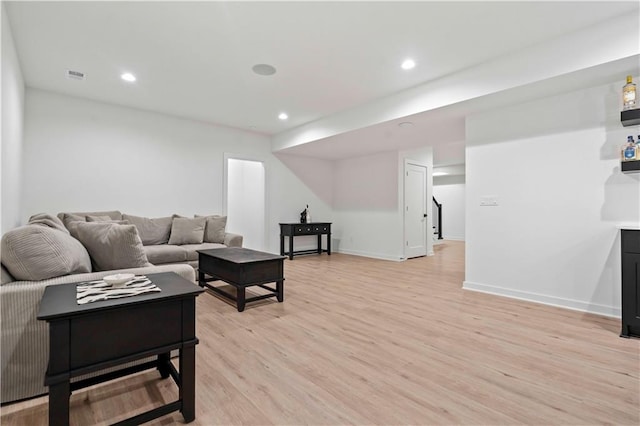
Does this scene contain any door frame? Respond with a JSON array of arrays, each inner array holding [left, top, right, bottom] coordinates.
[[223, 153, 268, 250], [403, 159, 429, 259]]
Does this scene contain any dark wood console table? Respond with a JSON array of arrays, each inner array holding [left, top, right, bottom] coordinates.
[[279, 222, 332, 260], [621, 229, 640, 338], [37, 272, 204, 426]]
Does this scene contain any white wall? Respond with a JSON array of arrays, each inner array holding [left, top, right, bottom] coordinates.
[[333, 151, 401, 260], [464, 80, 640, 317], [433, 182, 465, 241], [22, 88, 331, 253], [1, 5, 25, 233]]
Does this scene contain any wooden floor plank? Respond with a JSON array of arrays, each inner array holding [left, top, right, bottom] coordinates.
[[1, 241, 638, 425]]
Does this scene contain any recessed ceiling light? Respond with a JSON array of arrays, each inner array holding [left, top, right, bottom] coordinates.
[[278, 112, 288, 120], [401, 59, 416, 70], [252, 64, 277, 76], [433, 172, 449, 177], [398, 121, 414, 128], [121, 72, 136, 82]]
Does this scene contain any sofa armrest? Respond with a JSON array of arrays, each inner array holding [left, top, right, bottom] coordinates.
[[224, 232, 243, 247]]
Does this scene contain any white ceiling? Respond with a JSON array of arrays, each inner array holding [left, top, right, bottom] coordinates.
[[6, 1, 639, 165]]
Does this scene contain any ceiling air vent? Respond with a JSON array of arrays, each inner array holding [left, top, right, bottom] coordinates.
[[66, 70, 85, 80]]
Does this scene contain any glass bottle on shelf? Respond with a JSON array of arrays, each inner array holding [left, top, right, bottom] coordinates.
[[623, 136, 637, 161], [623, 75, 637, 110]]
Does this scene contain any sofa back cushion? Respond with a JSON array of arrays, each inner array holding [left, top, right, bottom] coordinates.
[[122, 214, 173, 245], [195, 215, 227, 244], [57, 210, 123, 224], [0, 225, 92, 281], [74, 222, 151, 271], [168, 217, 206, 245], [28, 213, 69, 234]]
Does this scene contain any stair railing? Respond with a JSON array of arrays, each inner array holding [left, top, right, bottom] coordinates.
[[432, 197, 443, 240]]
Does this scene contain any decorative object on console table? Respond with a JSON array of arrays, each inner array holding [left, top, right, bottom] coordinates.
[[37, 272, 204, 425], [621, 229, 640, 338], [279, 222, 331, 260]]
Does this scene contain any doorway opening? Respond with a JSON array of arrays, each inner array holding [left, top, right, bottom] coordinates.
[[225, 157, 266, 251]]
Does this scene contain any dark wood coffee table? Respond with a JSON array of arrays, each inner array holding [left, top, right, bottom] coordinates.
[[37, 272, 204, 426], [197, 248, 285, 312]]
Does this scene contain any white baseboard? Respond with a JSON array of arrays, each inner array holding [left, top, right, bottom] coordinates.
[[462, 281, 620, 318], [336, 248, 404, 262], [443, 236, 465, 241]]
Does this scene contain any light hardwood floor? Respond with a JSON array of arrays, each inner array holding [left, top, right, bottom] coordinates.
[[2, 241, 638, 425]]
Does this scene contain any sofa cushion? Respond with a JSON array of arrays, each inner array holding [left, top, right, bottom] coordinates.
[[0, 225, 92, 281], [144, 245, 188, 264], [28, 213, 69, 234], [74, 222, 150, 271], [168, 217, 206, 245], [181, 243, 227, 261], [1, 264, 15, 285], [195, 215, 227, 244], [122, 214, 173, 245]]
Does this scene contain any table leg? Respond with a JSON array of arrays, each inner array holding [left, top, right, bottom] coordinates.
[[48, 380, 70, 426], [237, 287, 246, 312], [180, 345, 196, 423], [277, 280, 284, 302], [317, 234, 322, 254], [157, 352, 171, 379], [198, 269, 205, 287], [327, 233, 331, 255], [288, 236, 294, 260], [280, 234, 285, 256]]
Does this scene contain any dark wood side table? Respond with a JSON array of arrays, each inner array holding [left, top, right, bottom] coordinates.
[[37, 272, 204, 426], [279, 222, 332, 260], [621, 229, 640, 338], [198, 247, 285, 312]]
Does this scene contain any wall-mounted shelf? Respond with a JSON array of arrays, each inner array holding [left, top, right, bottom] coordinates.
[[622, 160, 640, 173], [621, 109, 640, 127]]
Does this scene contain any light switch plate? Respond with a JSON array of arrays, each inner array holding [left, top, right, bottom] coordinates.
[[480, 197, 499, 206]]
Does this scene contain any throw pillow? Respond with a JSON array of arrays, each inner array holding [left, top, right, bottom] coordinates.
[[195, 214, 227, 244], [28, 213, 69, 234], [74, 222, 150, 271], [61, 213, 86, 229], [168, 217, 206, 245], [122, 214, 173, 245], [0, 225, 92, 281]]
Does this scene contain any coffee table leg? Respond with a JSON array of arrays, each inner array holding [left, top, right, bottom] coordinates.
[[157, 352, 171, 379], [198, 270, 205, 287], [49, 380, 70, 426], [237, 288, 246, 312], [277, 280, 284, 302], [180, 345, 196, 422]]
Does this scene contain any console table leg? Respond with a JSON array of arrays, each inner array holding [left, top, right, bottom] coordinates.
[[289, 236, 294, 260], [180, 346, 196, 423], [49, 380, 70, 426]]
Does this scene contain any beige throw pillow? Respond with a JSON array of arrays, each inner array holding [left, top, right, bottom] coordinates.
[[195, 215, 227, 244], [0, 225, 92, 281], [122, 214, 173, 245], [74, 222, 150, 271], [168, 217, 206, 245], [28, 213, 69, 234]]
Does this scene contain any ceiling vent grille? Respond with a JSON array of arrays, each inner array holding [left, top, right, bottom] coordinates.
[[66, 70, 85, 80]]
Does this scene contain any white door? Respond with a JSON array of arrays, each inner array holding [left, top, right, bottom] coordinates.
[[404, 163, 427, 258], [225, 158, 265, 250]]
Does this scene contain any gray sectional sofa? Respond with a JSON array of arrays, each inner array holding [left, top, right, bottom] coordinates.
[[0, 210, 242, 403]]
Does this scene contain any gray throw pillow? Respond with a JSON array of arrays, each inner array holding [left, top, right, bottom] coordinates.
[[0, 225, 92, 281], [195, 215, 227, 244], [28, 213, 69, 234], [122, 214, 173, 245], [74, 222, 150, 271], [168, 217, 206, 245], [61, 213, 86, 229], [86, 215, 112, 222]]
